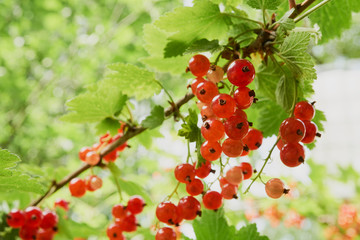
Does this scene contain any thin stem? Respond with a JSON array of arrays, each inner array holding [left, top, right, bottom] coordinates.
[[262, 8, 266, 26], [289, 0, 316, 19], [219, 157, 224, 175], [223, 13, 264, 26], [125, 103, 134, 123], [243, 137, 280, 194], [108, 165, 123, 202], [294, 0, 332, 23], [186, 140, 193, 164], [167, 182, 181, 200]]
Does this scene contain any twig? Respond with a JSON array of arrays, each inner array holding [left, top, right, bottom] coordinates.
[[288, 0, 297, 9], [294, 0, 332, 23], [289, 0, 316, 19]]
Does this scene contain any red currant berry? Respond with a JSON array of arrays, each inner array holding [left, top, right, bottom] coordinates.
[[112, 133, 128, 152], [280, 142, 305, 167], [24, 206, 43, 228], [276, 138, 285, 150], [225, 166, 244, 185], [279, 117, 306, 143], [171, 207, 183, 226], [224, 116, 249, 140], [19, 226, 38, 240], [188, 54, 211, 77], [106, 223, 125, 240], [200, 141, 222, 161], [40, 211, 58, 229], [104, 149, 117, 162], [239, 162, 253, 180], [211, 94, 236, 118], [127, 195, 145, 215], [112, 204, 127, 219], [85, 151, 100, 165], [156, 202, 178, 225], [242, 128, 263, 150], [37, 227, 55, 240], [186, 178, 204, 196], [265, 178, 288, 199], [201, 104, 216, 121], [6, 209, 25, 228], [227, 59, 255, 87], [233, 87, 255, 109], [116, 214, 137, 232], [219, 177, 233, 188], [85, 175, 103, 192], [155, 227, 177, 240], [294, 101, 315, 121], [222, 138, 243, 157], [196, 81, 219, 104], [69, 178, 86, 198], [174, 163, 195, 183], [54, 199, 69, 211], [233, 108, 248, 120], [203, 191, 223, 210], [79, 147, 92, 161], [178, 196, 201, 220], [221, 183, 238, 199], [240, 145, 250, 156], [191, 77, 206, 95], [99, 133, 111, 143], [195, 161, 213, 179], [301, 120, 318, 144], [207, 65, 224, 83], [201, 119, 225, 142]]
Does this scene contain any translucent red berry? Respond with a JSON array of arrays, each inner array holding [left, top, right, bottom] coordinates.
[[79, 147, 92, 161], [224, 116, 249, 140], [85, 151, 100, 165], [107, 223, 125, 240], [211, 94, 236, 118], [225, 166, 244, 185], [19, 226, 38, 240], [240, 146, 250, 156], [222, 138, 243, 157], [301, 120, 319, 144], [174, 163, 195, 183], [40, 211, 58, 229], [54, 199, 69, 211], [239, 162, 253, 180], [233, 87, 255, 109], [203, 191, 223, 210], [201, 119, 225, 142], [294, 101, 315, 121], [195, 161, 213, 179], [178, 196, 201, 220], [37, 227, 56, 240], [196, 81, 219, 104], [186, 178, 204, 196], [191, 77, 206, 94], [219, 177, 233, 188], [242, 128, 263, 150], [276, 138, 285, 150], [127, 195, 145, 215], [6, 209, 25, 228], [265, 178, 288, 199], [156, 202, 178, 225], [188, 54, 211, 77], [227, 59, 255, 87], [280, 142, 305, 167], [233, 108, 248, 120], [112, 204, 127, 219], [69, 178, 86, 197], [156, 227, 177, 240], [200, 141, 222, 161], [24, 206, 43, 228], [104, 149, 117, 162], [201, 104, 216, 121], [85, 175, 103, 192], [207, 65, 224, 83], [221, 183, 238, 199], [116, 214, 137, 232], [279, 117, 306, 143]]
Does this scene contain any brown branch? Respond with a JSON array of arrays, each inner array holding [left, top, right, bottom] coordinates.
[[289, 0, 316, 19], [288, 0, 297, 9], [30, 92, 195, 206]]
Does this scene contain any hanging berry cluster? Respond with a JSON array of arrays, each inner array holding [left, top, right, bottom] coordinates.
[[6, 207, 58, 240]]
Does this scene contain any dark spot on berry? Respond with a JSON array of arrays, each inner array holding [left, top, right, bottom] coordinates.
[[200, 89, 206, 95], [31, 215, 37, 220], [209, 148, 216, 153], [168, 219, 174, 225], [242, 66, 250, 72], [210, 169, 216, 174], [137, 223, 141, 227], [185, 176, 192, 182], [210, 65, 216, 71], [255, 142, 261, 148], [53, 226, 58, 232], [186, 67, 190, 73], [311, 101, 316, 106], [6, 215, 11, 219], [253, 169, 257, 173], [233, 195, 238, 199], [316, 132, 322, 137], [253, 98, 258, 103], [202, 115, 208, 122], [113, 233, 117, 237], [296, 129, 303, 136], [299, 156, 305, 163], [204, 122, 210, 129], [284, 188, 290, 194], [243, 170, 248, 175], [219, 99, 226, 105], [197, 210, 202, 217], [248, 90, 256, 97], [236, 122, 243, 129], [243, 145, 249, 152], [248, 121, 253, 127]]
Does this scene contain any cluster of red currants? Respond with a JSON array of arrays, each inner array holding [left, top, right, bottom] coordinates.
[[107, 196, 145, 240], [6, 207, 58, 240], [68, 174, 103, 197]]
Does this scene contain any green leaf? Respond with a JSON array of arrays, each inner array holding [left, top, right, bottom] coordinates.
[[141, 105, 165, 129], [155, 1, 230, 57], [246, 0, 282, 10], [209, 0, 242, 8], [103, 63, 161, 101], [193, 209, 236, 240], [143, 24, 168, 57], [276, 9, 296, 32], [236, 223, 269, 240], [117, 178, 152, 205], [254, 62, 281, 101], [184, 39, 222, 55], [95, 118, 121, 136], [275, 74, 295, 112], [313, 109, 326, 132], [61, 84, 127, 123], [0, 149, 21, 175], [0, 213, 18, 239], [309, 0, 360, 44], [178, 109, 200, 142]]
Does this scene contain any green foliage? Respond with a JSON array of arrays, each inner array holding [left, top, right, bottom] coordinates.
[[246, 0, 283, 10], [141, 105, 165, 129], [96, 118, 121, 136], [275, 74, 296, 112], [178, 109, 200, 143], [184, 39, 222, 55], [236, 224, 269, 240]]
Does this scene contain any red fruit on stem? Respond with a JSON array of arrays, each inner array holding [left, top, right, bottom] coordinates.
[[155, 227, 177, 240], [103, 149, 117, 162], [242, 128, 263, 150], [85, 151, 100, 165], [222, 138, 243, 157], [279, 117, 306, 143], [276, 138, 285, 150], [203, 191, 223, 210], [233, 87, 255, 109], [188, 54, 211, 77], [239, 162, 253, 180], [174, 163, 196, 183], [85, 175, 103, 192], [191, 77, 206, 95], [37, 228, 55, 240], [280, 142, 305, 167], [221, 183, 238, 199], [195, 81, 219, 104], [200, 141, 222, 161], [294, 101, 315, 121], [6, 209, 25, 228], [69, 178, 86, 198], [211, 94, 236, 118], [186, 178, 204, 196], [201, 104, 216, 121], [112, 204, 127, 219], [106, 223, 125, 240], [40, 211, 58, 229], [156, 202, 178, 225], [224, 116, 249, 140], [78, 147, 92, 161], [233, 108, 248, 120], [207, 65, 224, 83], [227, 59, 255, 87], [225, 166, 244, 185], [301, 120, 318, 144], [54, 199, 69, 211], [19, 226, 38, 240], [201, 119, 225, 142], [24, 206, 43, 228], [265, 178, 288, 199], [127, 195, 145, 215], [116, 214, 137, 232], [195, 161, 213, 179], [178, 196, 201, 220]]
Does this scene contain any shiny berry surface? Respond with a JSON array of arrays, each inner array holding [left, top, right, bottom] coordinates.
[[294, 101, 315, 121], [280, 142, 305, 167], [54, 199, 69, 211], [6, 209, 25, 228], [104, 149, 117, 162], [224, 116, 249, 140], [112, 204, 127, 219], [195, 161, 212, 178], [156, 227, 177, 240], [221, 183, 238, 199], [178, 196, 201, 220], [174, 163, 196, 183], [201, 104, 216, 121], [201, 119, 225, 142], [37, 228, 55, 240], [227, 59, 255, 87], [200, 141, 222, 161], [188, 54, 211, 77], [211, 94, 236, 118], [85, 151, 100, 165], [280, 117, 306, 143], [117, 214, 137, 232], [222, 138, 243, 157], [195, 81, 219, 104], [127, 195, 145, 215], [106, 223, 125, 240], [186, 178, 204, 196], [239, 162, 253, 180], [233, 87, 255, 109], [191, 77, 206, 94], [242, 128, 263, 150], [276, 138, 285, 150], [233, 108, 248, 120], [85, 175, 103, 192], [207, 65, 224, 83], [25, 206, 43, 227], [203, 191, 223, 210], [225, 166, 244, 185], [156, 202, 178, 224], [40, 211, 58, 229], [301, 120, 318, 144], [79, 147, 91, 161], [69, 178, 86, 197], [265, 178, 286, 199], [19, 226, 38, 239]]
